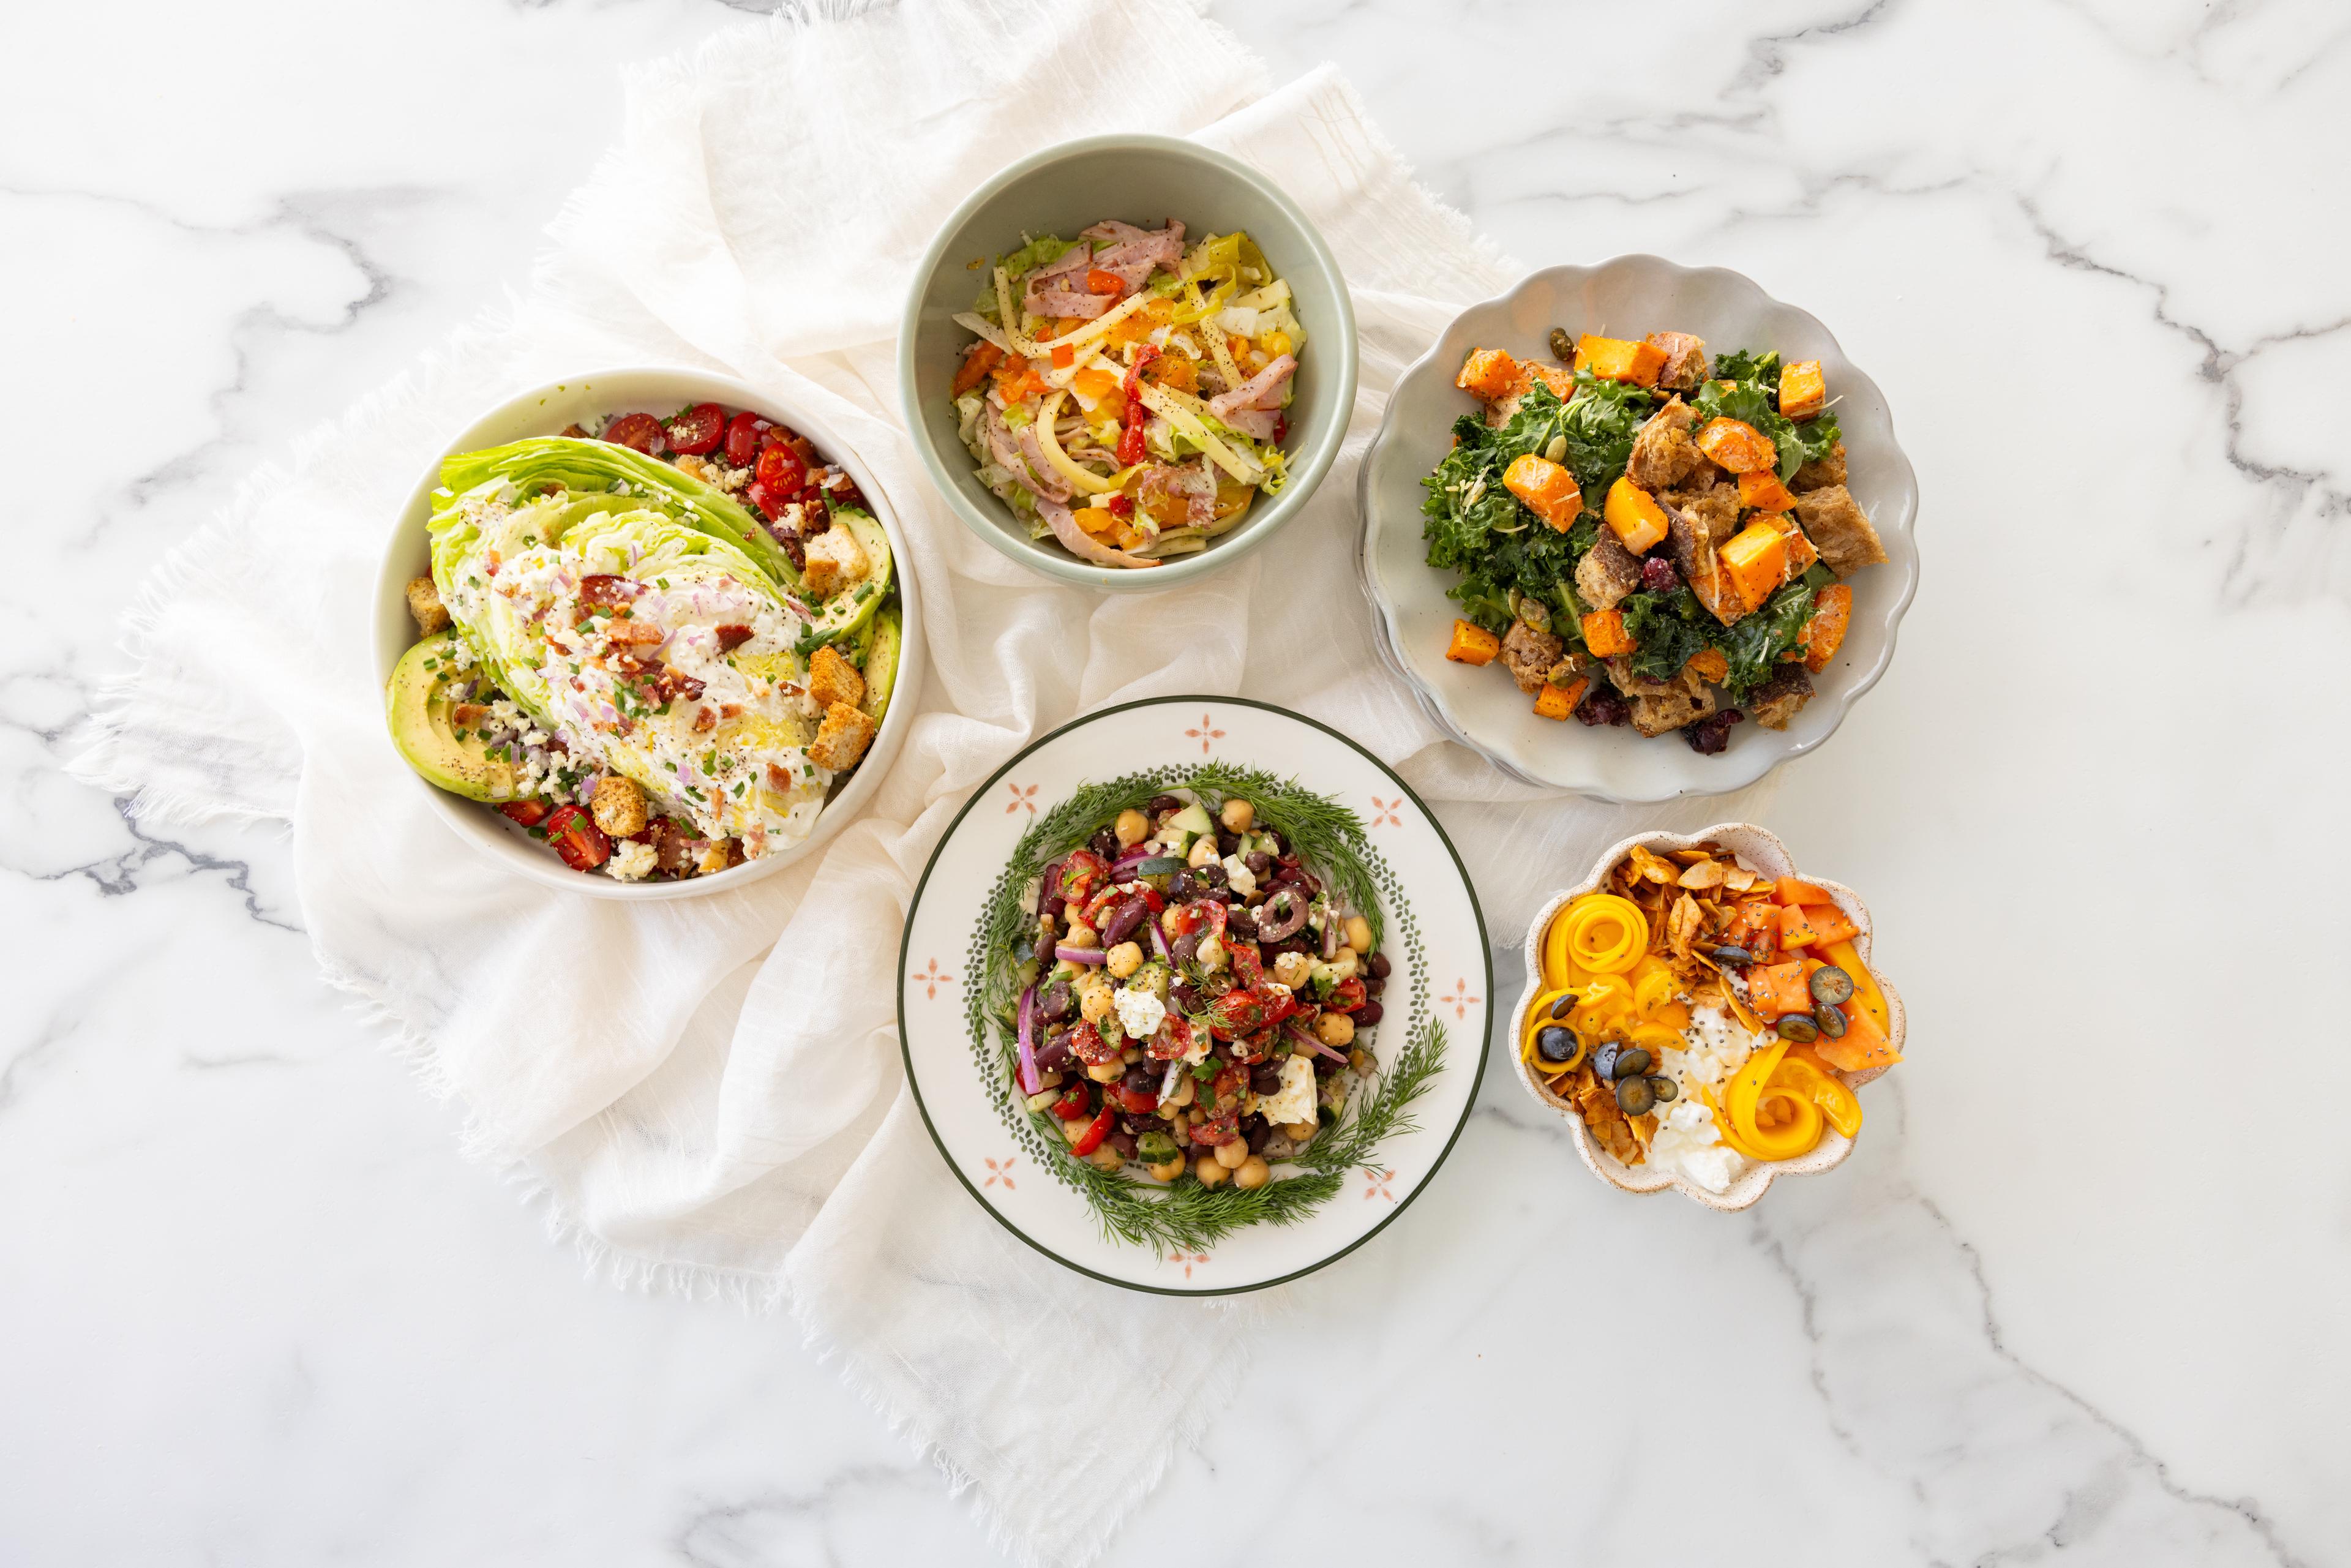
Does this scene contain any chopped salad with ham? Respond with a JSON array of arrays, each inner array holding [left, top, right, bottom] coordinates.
[[950, 221, 1306, 568]]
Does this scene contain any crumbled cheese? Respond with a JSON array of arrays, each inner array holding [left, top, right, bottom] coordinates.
[[1250, 1054, 1316, 1127], [1114, 985, 1166, 1042], [604, 839, 658, 881], [1220, 853, 1257, 897], [1642, 1005, 1760, 1193]]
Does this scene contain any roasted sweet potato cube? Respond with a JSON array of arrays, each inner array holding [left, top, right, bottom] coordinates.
[[1602, 476, 1670, 554], [1457, 348, 1522, 402], [1580, 608, 1636, 658], [1767, 512, 1819, 576], [1445, 619, 1502, 666], [1737, 469, 1799, 512], [1574, 334, 1666, 388], [1534, 677, 1588, 720], [1511, 360, 1577, 400], [1780, 359, 1827, 419], [1685, 647, 1729, 684], [1502, 452, 1583, 532], [1695, 418, 1777, 475], [1799, 582, 1853, 672], [1719, 521, 1790, 612]]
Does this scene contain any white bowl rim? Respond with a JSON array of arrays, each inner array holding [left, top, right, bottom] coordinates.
[[1504, 821, 1907, 1212], [1357, 253, 1922, 803], [372, 364, 927, 901], [895, 130, 1360, 595]]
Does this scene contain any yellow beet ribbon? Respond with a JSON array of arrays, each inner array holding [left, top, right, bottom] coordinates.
[[1712, 1039, 1865, 1160], [1521, 988, 1589, 1075], [1556, 895, 1648, 976]]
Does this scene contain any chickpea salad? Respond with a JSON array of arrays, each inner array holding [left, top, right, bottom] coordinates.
[[388, 403, 901, 882], [1428, 330, 1886, 752], [948, 221, 1305, 568]]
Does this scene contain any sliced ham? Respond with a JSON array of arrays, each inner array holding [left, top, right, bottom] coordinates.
[[1140, 460, 1217, 528], [1217, 407, 1279, 441], [1038, 498, 1160, 569], [1022, 243, 1107, 319], [983, 405, 1070, 503], [1013, 423, 1074, 504], [1208, 353, 1296, 417], [1027, 285, 1116, 320], [1079, 219, 1187, 293]]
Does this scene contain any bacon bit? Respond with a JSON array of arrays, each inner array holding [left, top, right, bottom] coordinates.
[[714, 624, 755, 652], [719, 703, 744, 719], [577, 575, 640, 609], [691, 706, 717, 733], [767, 762, 795, 792], [558, 423, 590, 439], [606, 620, 665, 646], [451, 703, 487, 727]]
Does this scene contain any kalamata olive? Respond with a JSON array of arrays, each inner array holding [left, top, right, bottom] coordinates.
[[1614, 1047, 1651, 1080], [1217, 829, 1240, 856], [1101, 898, 1147, 947], [1591, 1041, 1622, 1080], [1041, 981, 1074, 1021], [1354, 1002, 1384, 1027], [1257, 887, 1308, 941], [1647, 1075, 1678, 1103], [1243, 1115, 1272, 1153], [1548, 993, 1574, 1019], [1292, 868, 1322, 897], [1244, 850, 1272, 876], [1224, 909, 1258, 940], [1147, 794, 1181, 816], [1090, 827, 1119, 858], [1808, 965, 1854, 1006], [1171, 931, 1201, 966], [1122, 1063, 1160, 1095], [1363, 977, 1385, 998], [1548, 326, 1574, 361], [1199, 862, 1228, 888], [1105, 1130, 1138, 1160], [1251, 1063, 1283, 1095], [1310, 1051, 1341, 1077], [1535, 1025, 1578, 1063], [1040, 891, 1065, 923], [1709, 945, 1755, 966], [1775, 1013, 1820, 1043], [1615, 1076, 1656, 1116], [1035, 1033, 1076, 1073], [1170, 983, 1202, 1013], [1368, 951, 1392, 980], [1169, 872, 1196, 901], [1814, 1003, 1847, 1038]]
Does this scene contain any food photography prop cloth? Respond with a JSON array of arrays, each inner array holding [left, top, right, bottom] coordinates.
[[72, 0, 1774, 1561]]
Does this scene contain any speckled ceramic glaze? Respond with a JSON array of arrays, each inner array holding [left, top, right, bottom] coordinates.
[[1508, 822, 1905, 1212]]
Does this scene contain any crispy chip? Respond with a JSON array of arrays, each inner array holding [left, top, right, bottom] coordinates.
[[1627, 845, 1678, 885], [1668, 848, 1713, 865], [1677, 858, 1727, 890], [1667, 893, 1702, 957], [1722, 865, 1757, 892]]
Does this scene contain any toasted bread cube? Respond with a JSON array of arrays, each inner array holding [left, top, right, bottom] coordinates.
[[801, 527, 869, 599], [1719, 522, 1791, 612], [1790, 485, 1887, 577], [808, 644, 866, 711], [809, 701, 878, 771], [1694, 418, 1777, 475], [1534, 677, 1588, 721], [589, 775, 648, 838], [1573, 334, 1666, 388], [1502, 452, 1583, 532], [1746, 664, 1816, 731], [1643, 332, 1709, 391], [1737, 469, 1798, 512], [1779, 359, 1827, 419], [1602, 476, 1669, 554], [1456, 348, 1522, 402], [1445, 619, 1502, 666], [406, 576, 451, 636], [1575, 531, 1643, 612]]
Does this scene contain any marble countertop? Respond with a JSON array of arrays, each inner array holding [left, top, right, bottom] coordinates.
[[7, 1, 2347, 1562]]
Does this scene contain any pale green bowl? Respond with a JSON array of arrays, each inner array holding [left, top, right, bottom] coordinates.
[[898, 133, 1358, 594]]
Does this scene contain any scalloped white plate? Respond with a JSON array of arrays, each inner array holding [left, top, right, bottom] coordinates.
[[896, 696, 1489, 1294], [1507, 822, 1906, 1212], [1358, 256, 1921, 802]]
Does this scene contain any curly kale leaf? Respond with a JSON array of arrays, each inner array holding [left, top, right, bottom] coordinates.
[[1621, 589, 1711, 682], [1693, 354, 1843, 483], [1715, 565, 1833, 698]]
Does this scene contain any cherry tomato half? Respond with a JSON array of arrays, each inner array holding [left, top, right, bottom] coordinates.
[[602, 411, 666, 455], [666, 402, 726, 456], [756, 443, 807, 493], [723, 410, 768, 467], [542, 805, 612, 871]]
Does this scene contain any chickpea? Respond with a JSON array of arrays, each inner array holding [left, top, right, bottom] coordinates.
[[1086, 1060, 1123, 1084], [1090, 1145, 1126, 1170], [1114, 808, 1149, 847], [1187, 835, 1220, 869], [1165, 1075, 1196, 1109], [1065, 918, 1099, 949], [1079, 975, 1116, 1024], [1195, 1156, 1231, 1188], [1283, 1120, 1319, 1144], [1316, 1011, 1355, 1048], [1219, 797, 1254, 833], [1273, 951, 1314, 989], [1233, 1155, 1272, 1190], [1196, 934, 1227, 973], [1349, 1048, 1374, 1075], [1147, 1155, 1186, 1182], [1213, 1138, 1250, 1170], [1105, 940, 1143, 979], [1344, 915, 1373, 954]]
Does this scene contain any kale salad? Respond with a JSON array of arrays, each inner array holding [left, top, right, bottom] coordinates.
[[1423, 330, 1887, 753]]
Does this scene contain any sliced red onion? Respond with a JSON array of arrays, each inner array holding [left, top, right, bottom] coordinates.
[[1321, 911, 1341, 960], [1159, 1059, 1186, 1100], [1055, 945, 1106, 966], [1286, 1021, 1346, 1063], [1111, 842, 1155, 871], [1147, 917, 1170, 960], [1016, 985, 1043, 1095]]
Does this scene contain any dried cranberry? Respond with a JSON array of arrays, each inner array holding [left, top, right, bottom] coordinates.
[[1576, 685, 1631, 727], [1682, 708, 1745, 755], [1640, 556, 1681, 594]]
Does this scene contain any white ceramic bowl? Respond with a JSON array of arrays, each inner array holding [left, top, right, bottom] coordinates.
[[1359, 256, 1921, 801], [373, 367, 926, 899], [1507, 822, 1905, 1212]]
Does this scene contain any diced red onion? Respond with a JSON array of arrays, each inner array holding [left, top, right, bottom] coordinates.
[[1111, 842, 1155, 871], [1055, 945, 1106, 966], [1016, 985, 1043, 1095]]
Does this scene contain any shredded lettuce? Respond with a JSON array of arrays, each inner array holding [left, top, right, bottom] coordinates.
[[972, 233, 1077, 318]]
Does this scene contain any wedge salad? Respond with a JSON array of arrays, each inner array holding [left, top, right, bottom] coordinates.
[[948, 220, 1305, 568], [386, 404, 901, 883]]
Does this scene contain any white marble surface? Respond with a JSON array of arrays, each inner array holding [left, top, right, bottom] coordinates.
[[7, 1, 2349, 1562]]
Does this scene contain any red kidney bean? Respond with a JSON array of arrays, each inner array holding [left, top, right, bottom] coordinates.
[[1035, 1032, 1076, 1073], [1089, 827, 1119, 858], [1367, 951, 1392, 979], [1147, 795, 1182, 815], [1363, 978, 1384, 999], [1104, 1130, 1138, 1160], [1354, 1002, 1384, 1027], [1243, 1117, 1272, 1153], [1040, 981, 1074, 1021], [1250, 1063, 1283, 1095]]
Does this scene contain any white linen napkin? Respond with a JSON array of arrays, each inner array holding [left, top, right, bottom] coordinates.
[[72, 2, 1774, 1560]]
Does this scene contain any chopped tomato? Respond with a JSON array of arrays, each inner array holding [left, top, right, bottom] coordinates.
[[542, 805, 612, 871], [602, 412, 666, 454], [1057, 850, 1109, 906], [722, 410, 768, 467], [1166, 901, 1227, 943], [665, 402, 726, 456], [1206, 981, 1292, 1040], [1051, 1081, 1092, 1120], [1147, 1016, 1197, 1063], [1070, 1105, 1116, 1158], [1068, 1021, 1117, 1067], [499, 800, 549, 828], [1111, 1079, 1158, 1115], [1327, 977, 1368, 1013], [1105, 493, 1134, 519], [1188, 1110, 1239, 1148], [1228, 940, 1264, 989]]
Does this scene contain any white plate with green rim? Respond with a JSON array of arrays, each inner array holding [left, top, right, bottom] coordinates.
[[897, 696, 1488, 1295]]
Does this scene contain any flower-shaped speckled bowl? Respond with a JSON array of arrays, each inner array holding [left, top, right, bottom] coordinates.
[[1509, 822, 1905, 1211], [1359, 256, 1921, 802]]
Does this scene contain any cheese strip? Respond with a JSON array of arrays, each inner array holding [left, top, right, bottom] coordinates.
[[1031, 391, 1119, 495], [1133, 384, 1264, 486]]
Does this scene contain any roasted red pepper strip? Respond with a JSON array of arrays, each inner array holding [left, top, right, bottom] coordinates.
[[1070, 1105, 1117, 1158], [1117, 345, 1162, 466], [1052, 1081, 1092, 1120]]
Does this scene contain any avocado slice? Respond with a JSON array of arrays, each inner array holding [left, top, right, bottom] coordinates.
[[861, 607, 902, 724], [797, 509, 895, 650], [384, 631, 528, 803]]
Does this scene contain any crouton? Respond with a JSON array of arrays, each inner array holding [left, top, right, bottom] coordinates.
[[1574, 531, 1644, 612], [807, 645, 866, 711], [1644, 332, 1710, 391], [1790, 485, 1888, 576], [1602, 658, 1720, 737], [406, 576, 451, 636], [1498, 619, 1565, 696], [1626, 396, 1702, 492], [801, 527, 869, 599], [1456, 348, 1521, 402], [1660, 482, 1749, 626], [1790, 440, 1847, 493], [694, 842, 733, 877], [1746, 664, 1817, 730], [809, 701, 879, 771], [590, 775, 648, 838]]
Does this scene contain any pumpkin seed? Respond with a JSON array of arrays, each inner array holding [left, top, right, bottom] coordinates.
[[1808, 965, 1854, 1005], [1548, 327, 1574, 362], [1709, 945, 1755, 966], [1775, 1013, 1820, 1043]]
